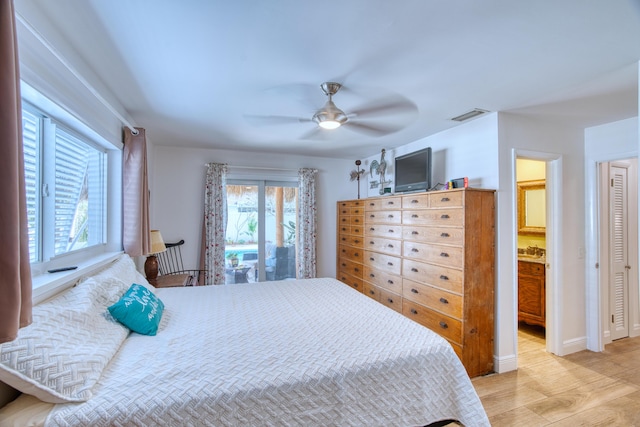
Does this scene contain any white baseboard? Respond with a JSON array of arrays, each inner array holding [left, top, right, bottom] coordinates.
[[562, 336, 587, 355], [493, 353, 517, 373]]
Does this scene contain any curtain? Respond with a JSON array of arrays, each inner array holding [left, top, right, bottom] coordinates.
[[0, 0, 33, 343], [297, 168, 318, 279], [203, 163, 228, 285], [122, 127, 151, 257]]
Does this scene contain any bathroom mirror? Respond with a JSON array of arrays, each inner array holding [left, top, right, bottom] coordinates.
[[518, 180, 546, 236]]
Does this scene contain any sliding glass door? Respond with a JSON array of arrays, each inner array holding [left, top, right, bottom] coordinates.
[[225, 180, 297, 284]]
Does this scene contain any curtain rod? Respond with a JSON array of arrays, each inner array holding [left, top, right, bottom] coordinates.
[[205, 164, 299, 172], [15, 12, 139, 135]]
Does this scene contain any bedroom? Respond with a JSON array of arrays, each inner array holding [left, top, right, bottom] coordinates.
[[1, 0, 640, 425]]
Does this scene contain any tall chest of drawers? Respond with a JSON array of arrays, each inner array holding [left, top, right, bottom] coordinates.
[[336, 199, 365, 293], [337, 188, 495, 377]]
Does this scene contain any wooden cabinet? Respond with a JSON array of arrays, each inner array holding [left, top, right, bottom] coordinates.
[[337, 200, 365, 293], [337, 188, 495, 377], [518, 260, 546, 327]]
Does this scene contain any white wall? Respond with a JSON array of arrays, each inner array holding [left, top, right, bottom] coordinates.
[[150, 145, 354, 278]]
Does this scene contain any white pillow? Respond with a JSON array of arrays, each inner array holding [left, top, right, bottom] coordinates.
[[0, 277, 129, 403], [91, 254, 156, 294]]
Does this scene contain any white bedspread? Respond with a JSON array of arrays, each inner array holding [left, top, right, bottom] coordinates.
[[45, 278, 489, 426]]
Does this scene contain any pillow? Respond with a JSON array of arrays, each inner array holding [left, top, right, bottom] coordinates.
[[90, 254, 156, 294], [0, 278, 129, 403], [108, 284, 165, 336]]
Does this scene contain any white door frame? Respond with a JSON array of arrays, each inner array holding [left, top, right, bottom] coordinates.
[[513, 149, 562, 357], [586, 152, 638, 351]]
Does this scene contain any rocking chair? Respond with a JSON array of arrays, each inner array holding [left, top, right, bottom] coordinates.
[[155, 240, 206, 287]]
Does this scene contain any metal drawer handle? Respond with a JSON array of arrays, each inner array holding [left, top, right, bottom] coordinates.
[[441, 214, 450, 219], [387, 262, 394, 266], [388, 201, 394, 205], [354, 219, 360, 223], [441, 197, 450, 202], [439, 321, 448, 329], [412, 214, 418, 218], [410, 309, 418, 315], [354, 209, 360, 213], [369, 214, 375, 218], [411, 268, 419, 273], [369, 241, 375, 244], [387, 244, 394, 248], [369, 290, 375, 295], [387, 298, 394, 304], [341, 263, 346, 267], [341, 237, 346, 241], [353, 283, 359, 288], [411, 248, 419, 252], [411, 199, 419, 204], [388, 214, 394, 218], [354, 268, 359, 272], [370, 257, 375, 261], [369, 202, 375, 206], [354, 228, 360, 232], [412, 231, 419, 235], [370, 273, 375, 278], [387, 279, 394, 284], [440, 252, 450, 257], [439, 297, 449, 304], [440, 275, 449, 281], [354, 253, 359, 257], [411, 288, 418, 294], [441, 232, 450, 237], [354, 240, 360, 243], [369, 227, 375, 231], [388, 229, 394, 233], [341, 227, 347, 232]]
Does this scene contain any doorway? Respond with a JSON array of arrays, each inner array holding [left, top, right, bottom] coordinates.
[[515, 158, 548, 353], [598, 158, 638, 345]]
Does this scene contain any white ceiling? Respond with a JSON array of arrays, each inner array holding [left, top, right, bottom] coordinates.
[[19, 0, 640, 158]]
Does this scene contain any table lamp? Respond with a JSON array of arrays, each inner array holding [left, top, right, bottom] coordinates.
[[145, 229, 167, 287]]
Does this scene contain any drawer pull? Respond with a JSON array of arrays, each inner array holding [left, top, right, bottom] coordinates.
[[387, 262, 394, 266], [411, 268, 419, 273], [354, 240, 360, 243], [354, 253, 359, 257], [341, 237, 347, 241], [369, 202, 375, 206], [410, 309, 418, 315], [354, 219, 360, 223], [440, 252, 449, 257], [388, 214, 394, 218], [370, 257, 375, 261], [441, 214, 450, 219], [369, 227, 375, 231], [369, 273, 375, 278], [388, 201, 394, 205], [441, 197, 450, 202], [370, 241, 375, 244], [439, 297, 449, 304], [341, 263, 346, 267], [387, 244, 394, 248], [341, 227, 347, 232], [388, 229, 395, 233], [411, 288, 419, 294], [412, 214, 418, 218], [411, 248, 419, 252], [387, 279, 394, 284], [369, 214, 375, 218], [411, 231, 419, 235], [440, 275, 449, 281], [369, 290, 375, 295], [411, 199, 419, 204], [439, 321, 448, 329], [440, 232, 450, 237], [354, 228, 361, 233], [354, 268, 359, 272], [387, 298, 394, 304], [353, 283, 359, 288]]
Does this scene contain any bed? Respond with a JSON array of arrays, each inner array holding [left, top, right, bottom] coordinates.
[[0, 255, 489, 426]]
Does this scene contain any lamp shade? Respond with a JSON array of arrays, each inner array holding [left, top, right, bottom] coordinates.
[[150, 230, 167, 254]]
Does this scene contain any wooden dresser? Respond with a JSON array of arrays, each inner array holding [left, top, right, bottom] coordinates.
[[336, 188, 495, 377], [518, 259, 546, 327]]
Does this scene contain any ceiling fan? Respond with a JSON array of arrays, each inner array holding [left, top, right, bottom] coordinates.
[[246, 82, 417, 139]]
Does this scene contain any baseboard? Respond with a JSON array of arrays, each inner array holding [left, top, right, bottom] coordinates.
[[493, 353, 517, 373], [562, 336, 587, 355]]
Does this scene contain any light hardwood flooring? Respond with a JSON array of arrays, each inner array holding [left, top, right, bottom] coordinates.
[[471, 324, 640, 426]]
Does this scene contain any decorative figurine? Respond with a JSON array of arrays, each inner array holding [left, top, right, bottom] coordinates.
[[349, 160, 365, 199], [370, 149, 390, 194]]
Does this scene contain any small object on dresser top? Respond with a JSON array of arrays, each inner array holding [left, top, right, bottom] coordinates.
[[47, 266, 78, 273]]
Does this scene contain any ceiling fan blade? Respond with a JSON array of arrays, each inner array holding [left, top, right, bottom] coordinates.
[[343, 121, 402, 137], [298, 126, 331, 140], [244, 114, 312, 126], [349, 95, 418, 119]]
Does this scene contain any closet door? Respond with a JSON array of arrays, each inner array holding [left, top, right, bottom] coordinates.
[[609, 164, 629, 340]]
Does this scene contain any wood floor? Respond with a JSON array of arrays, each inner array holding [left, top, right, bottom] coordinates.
[[471, 324, 640, 426]]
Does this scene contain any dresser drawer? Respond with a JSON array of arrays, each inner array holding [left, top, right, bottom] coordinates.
[[402, 225, 464, 246], [402, 193, 430, 209], [350, 215, 364, 226], [518, 260, 545, 275], [363, 281, 381, 301], [337, 271, 363, 292], [402, 208, 463, 226], [338, 257, 364, 278], [338, 200, 364, 209], [351, 224, 364, 236], [366, 196, 402, 210], [402, 259, 463, 294], [379, 288, 402, 313], [430, 191, 463, 208], [338, 215, 350, 226], [403, 279, 463, 319], [364, 236, 402, 257], [364, 251, 402, 275], [365, 209, 402, 224], [403, 241, 463, 268], [365, 224, 402, 239], [363, 266, 402, 294], [338, 234, 364, 248], [403, 300, 463, 345], [338, 244, 363, 262]]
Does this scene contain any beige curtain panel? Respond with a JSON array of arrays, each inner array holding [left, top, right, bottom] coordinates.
[[0, 0, 33, 343], [122, 127, 151, 257]]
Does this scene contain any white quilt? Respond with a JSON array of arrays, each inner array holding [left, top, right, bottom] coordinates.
[[45, 278, 489, 426]]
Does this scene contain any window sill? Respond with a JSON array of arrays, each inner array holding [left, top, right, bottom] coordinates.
[[32, 251, 123, 304]]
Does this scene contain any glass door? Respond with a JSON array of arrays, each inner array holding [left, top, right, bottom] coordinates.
[[225, 180, 297, 284]]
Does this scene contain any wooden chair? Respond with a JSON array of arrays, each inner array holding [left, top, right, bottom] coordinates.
[[156, 240, 206, 287]]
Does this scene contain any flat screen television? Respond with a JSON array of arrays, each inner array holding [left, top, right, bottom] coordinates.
[[394, 147, 432, 193]]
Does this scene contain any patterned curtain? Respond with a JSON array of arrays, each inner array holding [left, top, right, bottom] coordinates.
[[203, 163, 228, 285], [297, 168, 318, 279], [0, 0, 33, 343]]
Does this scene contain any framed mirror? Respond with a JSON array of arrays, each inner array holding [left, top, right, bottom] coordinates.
[[517, 180, 545, 235]]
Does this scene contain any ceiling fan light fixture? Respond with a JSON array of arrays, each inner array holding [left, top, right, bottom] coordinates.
[[312, 99, 348, 129], [318, 120, 342, 130]]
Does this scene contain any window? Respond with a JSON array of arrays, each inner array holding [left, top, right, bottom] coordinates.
[[22, 103, 106, 266]]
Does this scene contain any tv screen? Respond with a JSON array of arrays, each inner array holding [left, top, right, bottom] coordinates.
[[394, 147, 432, 193]]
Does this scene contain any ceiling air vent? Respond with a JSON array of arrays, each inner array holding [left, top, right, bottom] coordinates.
[[450, 108, 489, 122]]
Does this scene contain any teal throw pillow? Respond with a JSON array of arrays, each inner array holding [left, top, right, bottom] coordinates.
[[108, 283, 164, 336]]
